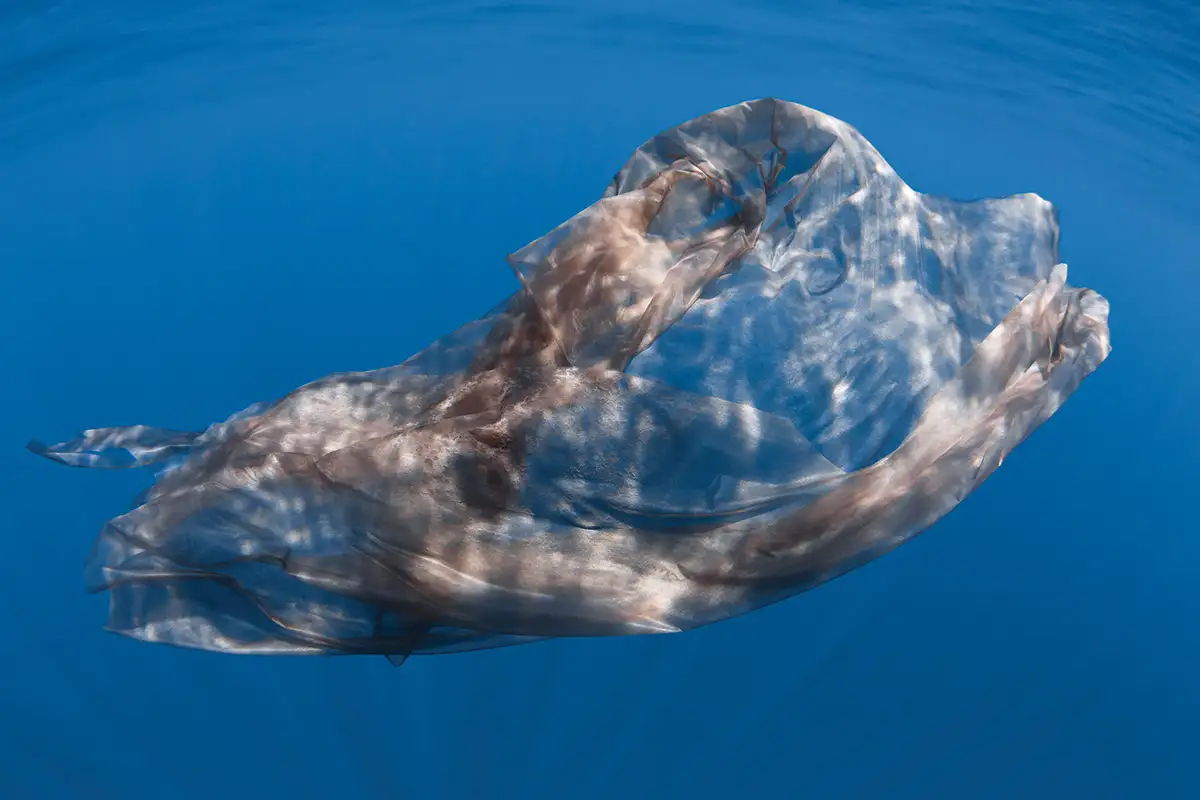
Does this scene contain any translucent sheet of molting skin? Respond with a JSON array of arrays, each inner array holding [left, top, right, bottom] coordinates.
[[29, 98, 1111, 665]]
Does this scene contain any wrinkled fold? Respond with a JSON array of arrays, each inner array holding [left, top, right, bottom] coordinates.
[[29, 98, 1111, 662]]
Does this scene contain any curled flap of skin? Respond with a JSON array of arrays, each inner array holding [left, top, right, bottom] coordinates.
[[506, 100, 848, 372], [673, 264, 1111, 591], [505, 164, 756, 372], [625, 108, 1062, 471]]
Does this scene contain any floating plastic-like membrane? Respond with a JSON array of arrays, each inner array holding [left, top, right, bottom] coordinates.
[[30, 99, 1110, 664]]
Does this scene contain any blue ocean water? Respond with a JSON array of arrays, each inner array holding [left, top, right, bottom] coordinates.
[[2, 1, 1197, 797]]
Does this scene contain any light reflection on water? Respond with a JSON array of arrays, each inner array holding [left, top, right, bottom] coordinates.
[[3, 0, 1197, 193]]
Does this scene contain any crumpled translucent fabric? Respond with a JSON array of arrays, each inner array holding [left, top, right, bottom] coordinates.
[[30, 99, 1111, 663]]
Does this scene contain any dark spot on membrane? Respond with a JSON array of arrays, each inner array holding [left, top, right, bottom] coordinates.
[[452, 452, 515, 517]]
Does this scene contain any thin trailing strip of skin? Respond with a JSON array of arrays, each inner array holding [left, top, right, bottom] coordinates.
[[28, 426, 201, 469], [29, 98, 1110, 661]]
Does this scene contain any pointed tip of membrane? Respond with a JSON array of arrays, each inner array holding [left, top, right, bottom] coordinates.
[[26, 438, 67, 463]]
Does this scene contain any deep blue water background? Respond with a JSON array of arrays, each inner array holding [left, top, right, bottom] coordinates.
[[2, 2, 1198, 797]]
